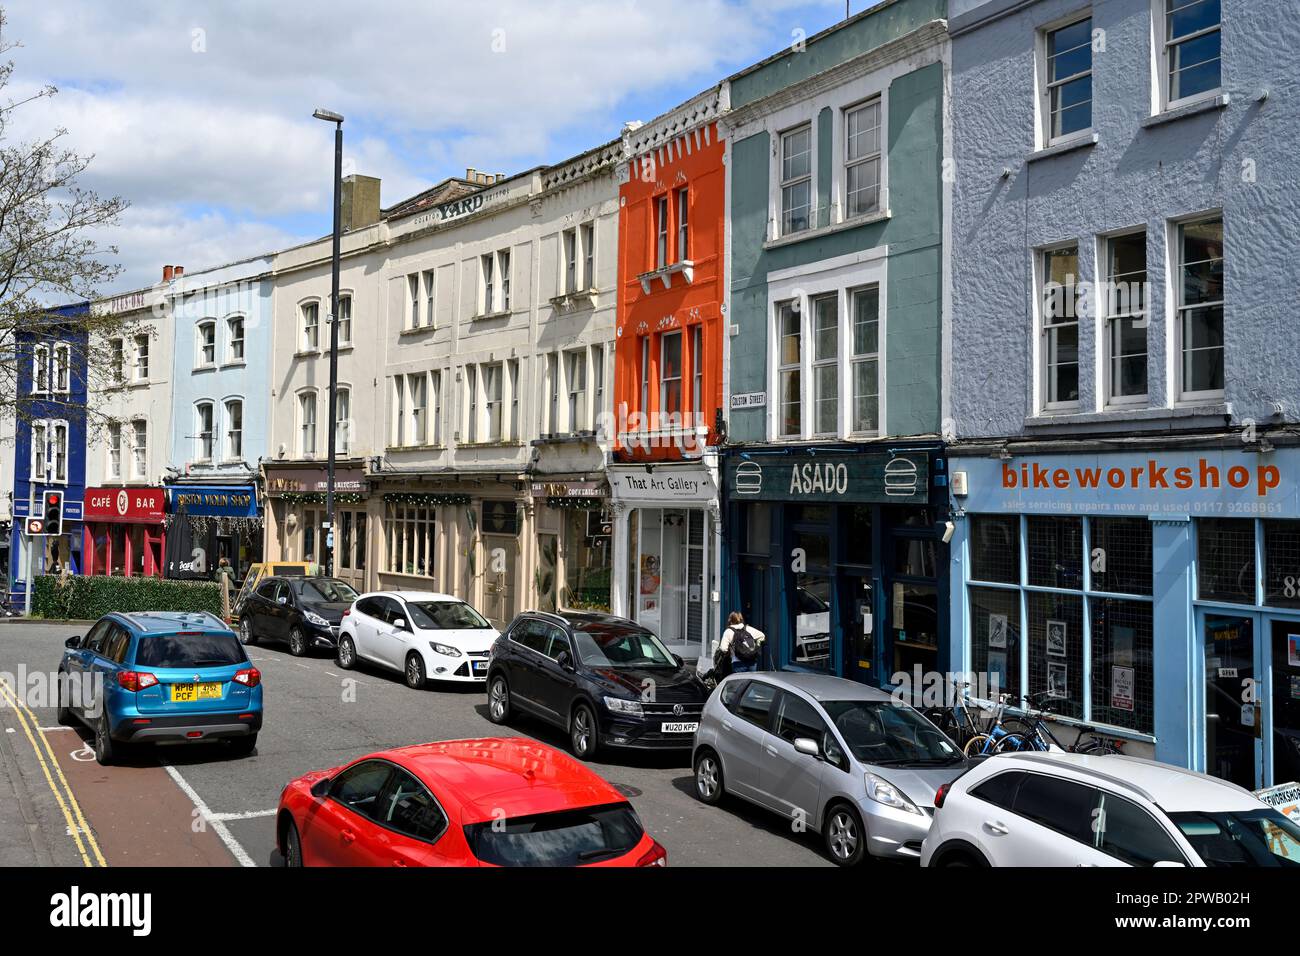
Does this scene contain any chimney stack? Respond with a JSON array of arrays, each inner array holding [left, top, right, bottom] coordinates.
[[163, 265, 175, 281], [174, 265, 184, 279], [340, 174, 382, 232], [466, 167, 477, 182]]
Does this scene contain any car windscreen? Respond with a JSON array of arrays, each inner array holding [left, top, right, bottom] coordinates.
[[406, 601, 492, 630], [464, 802, 643, 866], [821, 700, 962, 766], [572, 623, 676, 668], [134, 632, 248, 669], [1168, 809, 1300, 867], [293, 579, 358, 604]]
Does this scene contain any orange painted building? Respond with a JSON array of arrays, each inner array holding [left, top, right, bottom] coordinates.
[[607, 87, 728, 661]]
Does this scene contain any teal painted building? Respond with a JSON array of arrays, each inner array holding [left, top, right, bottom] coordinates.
[[719, 0, 953, 687]]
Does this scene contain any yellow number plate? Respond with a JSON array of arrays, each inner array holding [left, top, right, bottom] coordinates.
[[170, 682, 222, 702]]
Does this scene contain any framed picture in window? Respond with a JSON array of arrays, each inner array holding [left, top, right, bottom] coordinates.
[[1048, 661, 1068, 698], [988, 613, 1008, 649], [1046, 619, 1067, 657]]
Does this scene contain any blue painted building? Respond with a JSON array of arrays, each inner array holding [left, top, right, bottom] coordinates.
[[946, 0, 1299, 788], [8, 302, 91, 607], [166, 257, 274, 579]]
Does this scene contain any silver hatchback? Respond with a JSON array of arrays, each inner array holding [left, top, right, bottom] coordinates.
[[692, 672, 968, 865]]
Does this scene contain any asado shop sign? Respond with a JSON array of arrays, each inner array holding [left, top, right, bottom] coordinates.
[[726, 452, 929, 504]]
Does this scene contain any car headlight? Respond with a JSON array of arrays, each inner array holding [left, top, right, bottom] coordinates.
[[603, 696, 643, 717], [429, 641, 463, 658], [304, 611, 331, 627], [865, 772, 924, 815]]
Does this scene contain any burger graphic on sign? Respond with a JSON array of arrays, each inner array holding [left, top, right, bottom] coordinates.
[[734, 460, 763, 496], [884, 457, 918, 497]]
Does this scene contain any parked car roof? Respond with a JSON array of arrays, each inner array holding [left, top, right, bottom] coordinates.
[[376, 590, 463, 603], [522, 609, 640, 629], [739, 671, 896, 704], [380, 737, 625, 823], [988, 751, 1264, 813], [115, 611, 232, 635]]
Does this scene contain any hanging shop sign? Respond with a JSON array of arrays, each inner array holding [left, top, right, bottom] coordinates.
[[724, 451, 929, 505], [84, 487, 165, 523], [265, 468, 367, 496], [165, 484, 258, 519], [610, 465, 717, 503], [529, 480, 608, 499]]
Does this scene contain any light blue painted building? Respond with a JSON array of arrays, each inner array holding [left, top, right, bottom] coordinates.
[[945, 0, 1299, 788], [167, 256, 275, 578]]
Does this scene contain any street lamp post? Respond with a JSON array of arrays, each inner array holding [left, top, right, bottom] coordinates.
[[313, 107, 344, 577]]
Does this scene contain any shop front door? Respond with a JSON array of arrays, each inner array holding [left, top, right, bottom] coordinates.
[[1203, 613, 1261, 789], [838, 575, 876, 683], [1269, 619, 1300, 787]]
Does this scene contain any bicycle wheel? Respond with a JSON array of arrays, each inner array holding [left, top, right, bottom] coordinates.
[[993, 734, 1031, 753], [1076, 740, 1120, 755], [999, 718, 1036, 740], [963, 734, 992, 757]]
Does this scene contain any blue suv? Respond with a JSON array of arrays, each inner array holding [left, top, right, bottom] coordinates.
[[57, 612, 263, 765]]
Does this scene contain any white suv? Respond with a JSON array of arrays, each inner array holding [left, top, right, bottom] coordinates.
[[922, 751, 1300, 867]]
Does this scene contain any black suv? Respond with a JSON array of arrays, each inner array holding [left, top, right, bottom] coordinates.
[[238, 576, 358, 656], [486, 609, 710, 760]]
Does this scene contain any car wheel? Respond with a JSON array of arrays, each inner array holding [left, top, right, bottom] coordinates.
[[287, 626, 308, 657], [282, 818, 304, 867], [936, 846, 988, 868], [569, 702, 599, 761], [487, 674, 511, 724], [229, 734, 257, 757], [93, 712, 115, 766], [238, 617, 258, 646], [693, 749, 725, 805], [336, 636, 356, 670], [56, 669, 73, 726], [404, 652, 426, 689], [823, 803, 867, 867]]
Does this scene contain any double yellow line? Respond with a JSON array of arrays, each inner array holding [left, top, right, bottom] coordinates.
[[0, 679, 107, 867]]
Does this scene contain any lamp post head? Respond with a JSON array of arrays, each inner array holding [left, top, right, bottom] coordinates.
[[312, 108, 344, 124]]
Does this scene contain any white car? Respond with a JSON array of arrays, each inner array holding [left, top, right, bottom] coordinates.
[[336, 590, 499, 688], [922, 750, 1300, 867]]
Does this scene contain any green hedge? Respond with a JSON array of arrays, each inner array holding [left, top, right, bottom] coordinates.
[[31, 574, 224, 621]]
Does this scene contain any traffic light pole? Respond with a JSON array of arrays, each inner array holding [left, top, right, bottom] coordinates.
[[23, 479, 34, 616]]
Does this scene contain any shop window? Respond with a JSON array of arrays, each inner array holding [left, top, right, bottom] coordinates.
[[970, 514, 1019, 584], [1027, 591, 1084, 720], [1196, 518, 1256, 605], [969, 587, 1021, 702], [884, 506, 933, 528], [742, 503, 771, 557], [1027, 516, 1083, 590], [1263, 520, 1300, 608], [894, 536, 937, 578], [386, 503, 436, 577], [890, 582, 939, 676], [791, 504, 831, 526], [1090, 517, 1153, 596], [842, 505, 872, 566], [1089, 598, 1155, 735], [563, 509, 611, 612], [793, 573, 832, 671], [795, 529, 831, 571], [355, 513, 367, 571]]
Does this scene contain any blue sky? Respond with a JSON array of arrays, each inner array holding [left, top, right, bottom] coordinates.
[[5, 0, 871, 294]]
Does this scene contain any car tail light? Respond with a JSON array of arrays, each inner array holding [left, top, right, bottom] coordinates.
[[118, 671, 158, 692], [636, 841, 668, 867], [233, 668, 261, 687], [342, 608, 350, 618], [933, 783, 951, 809]]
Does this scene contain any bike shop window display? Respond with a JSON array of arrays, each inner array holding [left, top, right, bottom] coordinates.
[[965, 513, 1155, 736]]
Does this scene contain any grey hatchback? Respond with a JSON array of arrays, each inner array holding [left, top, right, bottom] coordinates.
[[692, 672, 968, 866]]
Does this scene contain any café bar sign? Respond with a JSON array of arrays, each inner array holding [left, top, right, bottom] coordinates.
[[84, 487, 165, 523], [725, 452, 929, 504]]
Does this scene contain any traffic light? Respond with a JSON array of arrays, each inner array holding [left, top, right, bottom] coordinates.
[[42, 489, 63, 537]]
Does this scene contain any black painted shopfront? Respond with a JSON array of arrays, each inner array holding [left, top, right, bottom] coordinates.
[[721, 443, 950, 685]]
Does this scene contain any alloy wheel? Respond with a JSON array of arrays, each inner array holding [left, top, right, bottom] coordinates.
[[289, 628, 306, 656], [696, 756, 719, 799], [489, 679, 508, 720], [828, 810, 859, 861], [572, 707, 592, 756], [239, 618, 253, 645]]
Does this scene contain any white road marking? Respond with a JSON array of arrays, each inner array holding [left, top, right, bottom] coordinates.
[[161, 763, 257, 867], [36, 726, 75, 733], [207, 808, 277, 822]]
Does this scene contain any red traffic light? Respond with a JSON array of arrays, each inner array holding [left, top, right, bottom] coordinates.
[[48, 493, 60, 504]]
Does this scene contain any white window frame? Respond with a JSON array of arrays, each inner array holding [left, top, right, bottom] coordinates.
[[430, 371, 443, 446], [335, 385, 352, 455], [481, 254, 496, 315], [224, 398, 243, 461], [131, 420, 148, 480], [466, 365, 480, 443], [422, 269, 436, 327], [51, 421, 69, 483], [195, 401, 215, 463], [639, 339, 650, 431], [691, 326, 703, 426], [581, 222, 596, 289], [1172, 213, 1225, 404], [779, 123, 813, 237], [32, 344, 50, 394], [507, 361, 519, 443], [498, 249, 511, 312], [765, 247, 889, 441], [336, 295, 352, 346], [408, 273, 420, 329], [31, 421, 47, 480], [810, 292, 840, 437], [300, 301, 320, 351], [775, 300, 802, 438], [848, 285, 882, 435], [675, 189, 689, 263], [298, 390, 318, 458], [109, 338, 125, 386], [565, 350, 587, 433], [196, 319, 217, 368], [52, 344, 70, 394], [843, 97, 883, 218], [133, 333, 150, 381], [226, 315, 245, 363], [655, 199, 669, 270], [484, 363, 504, 442], [1037, 243, 1084, 413], [1152, 0, 1222, 113], [565, 227, 580, 292], [1099, 229, 1149, 409], [409, 372, 428, 445], [1035, 12, 1094, 148], [592, 345, 606, 436], [107, 421, 122, 480], [393, 376, 407, 447]]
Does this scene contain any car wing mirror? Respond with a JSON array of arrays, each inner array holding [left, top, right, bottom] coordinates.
[[65, 636, 81, 649], [1153, 860, 1186, 868], [793, 737, 821, 758], [309, 777, 332, 799], [393, 618, 407, 630], [556, 650, 575, 671]]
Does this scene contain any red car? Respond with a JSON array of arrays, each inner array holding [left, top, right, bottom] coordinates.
[[276, 736, 668, 867]]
